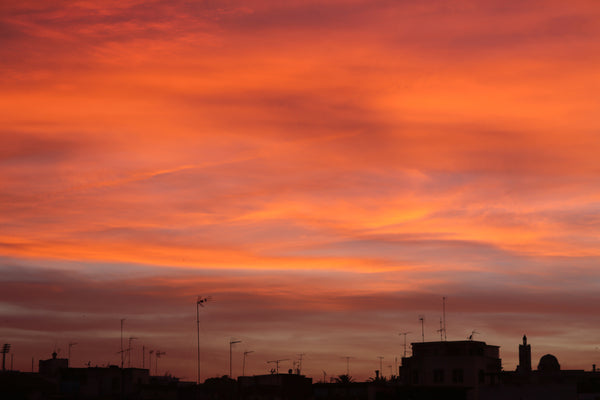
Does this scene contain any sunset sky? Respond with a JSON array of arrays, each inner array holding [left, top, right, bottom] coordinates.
[[1, 0, 600, 381]]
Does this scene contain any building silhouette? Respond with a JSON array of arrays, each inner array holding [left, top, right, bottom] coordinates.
[[4, 336, 600, 400], [517, 334, 531, 373], [399, 340, 501, 399]]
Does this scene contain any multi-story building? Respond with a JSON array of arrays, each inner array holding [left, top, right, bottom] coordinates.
[[400, 340, 502, 399]]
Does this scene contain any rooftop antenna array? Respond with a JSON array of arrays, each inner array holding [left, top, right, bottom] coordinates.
[[437, 318, 444, 341], [196, 295, 211, 384], [267, 358, 289, 374], [399, 332, 411, 357]]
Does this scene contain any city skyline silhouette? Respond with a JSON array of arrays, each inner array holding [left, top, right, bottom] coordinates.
[[2, 290, 599, 382]]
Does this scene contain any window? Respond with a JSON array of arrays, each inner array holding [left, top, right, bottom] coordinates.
[[452, 369, 463, 383], [479, 370, 485, 384], [433, 369, 444, 383]]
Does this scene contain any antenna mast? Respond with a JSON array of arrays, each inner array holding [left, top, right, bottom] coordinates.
[[267, 359, 289, 374], [443, 296, 447, 341], [127, 337, 138, 368], [243, 350, 254, 376], [342, 356, 353, 376], [399, 332, 411, 357], [155, 351, 165, 375], [229, 339, 241, 378], [418, 315, 425, 342], [296, 353, 305, 375], [377, 356, 384, 378], [68, 342, 78, 362], [468, 330, 480, 340], [196, 296, 211, 384], [120, 319, 126, 368], [1, 344, 10, 371]]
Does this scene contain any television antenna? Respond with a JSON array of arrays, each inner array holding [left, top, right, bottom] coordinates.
[[399, 332, 411, 357], [341, 356, 354, 376], [68, 342, 78, 361], [296, 353, 305, 374], [267, 359, 289, 374], [377, 356, 384, 377], [1, 344, 10, 372], [243, 350, 254, 376], [468, 331, 480, 340], [155, 351, 166, 375], [442, 296, 447, 341], [120, 319, 126, 368], [196, 295, 211, 384], [127, 337, 138, 367], [229, 339, 241, 378]]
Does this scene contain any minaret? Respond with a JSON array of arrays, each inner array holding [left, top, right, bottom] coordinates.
[[518, 335, 532, 373]]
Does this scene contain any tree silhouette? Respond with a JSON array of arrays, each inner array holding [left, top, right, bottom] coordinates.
[[334, 374, 354, 384]]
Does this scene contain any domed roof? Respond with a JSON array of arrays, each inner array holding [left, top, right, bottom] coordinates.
[[537, 354, 560, 372]]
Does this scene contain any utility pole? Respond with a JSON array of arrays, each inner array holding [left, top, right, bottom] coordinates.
[[196, 296, 210, 384], [399, 332, 410, 357], [243, 351, 254, 376], [229, 339, 241, 378]]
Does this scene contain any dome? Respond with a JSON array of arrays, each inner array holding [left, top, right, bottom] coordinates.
[[537, 354, 560, 372]]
